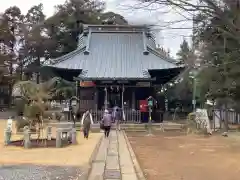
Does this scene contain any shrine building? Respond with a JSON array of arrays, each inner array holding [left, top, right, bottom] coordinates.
[[43, 24, 184, 121]]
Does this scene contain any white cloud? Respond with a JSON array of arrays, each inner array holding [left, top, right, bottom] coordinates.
[[0, 0, 193, 57]]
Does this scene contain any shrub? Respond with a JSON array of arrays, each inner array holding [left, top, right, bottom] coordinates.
[[15, 98, 26, 116], [43, 111, 54, 119], [15, 117, 29, 131], [188, 112, 196, 121], [43, 111, 63, 121], [185, 112, 198, 134]]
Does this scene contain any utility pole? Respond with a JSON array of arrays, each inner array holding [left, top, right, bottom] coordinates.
[[191, 13, 198, 112], [148, 106, 152, 135], [147, 96, 154, 136], [222, 35, 229, 132], [36, 55, 40, 84], [8, 26, 15, 107], [192, 72, 197, 112]]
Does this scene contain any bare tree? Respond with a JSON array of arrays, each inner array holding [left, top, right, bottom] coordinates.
[[133, 0, 240, 41]]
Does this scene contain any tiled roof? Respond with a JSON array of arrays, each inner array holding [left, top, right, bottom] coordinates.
[[47, 25, 181, 79]]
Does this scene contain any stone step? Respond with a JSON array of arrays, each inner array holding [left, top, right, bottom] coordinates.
[[77, 123, 182, 128], [124, 129, 146, 132]]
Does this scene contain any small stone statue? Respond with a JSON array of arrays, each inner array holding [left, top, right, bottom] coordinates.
[[46, 126, 52, 140], [71, 128, 77, 145], [23, 126, 31, 149], [60, 114, 65, 122], [56, 128, 62, 148], [4, 127, 12, 145], [7, 117, 13, 132]]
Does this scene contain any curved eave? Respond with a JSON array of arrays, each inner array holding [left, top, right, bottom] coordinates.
[[147, 46, 177, 64], [148, 66, 185, 71], [39, 66, 82, 82], [47, 47, 86, 67], [41, 65, 82, 71], [148, 66, 186, 84], [73, 76, 156, 81]]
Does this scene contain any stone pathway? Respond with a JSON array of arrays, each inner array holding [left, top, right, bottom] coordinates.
[[88, 130, 138, 180]]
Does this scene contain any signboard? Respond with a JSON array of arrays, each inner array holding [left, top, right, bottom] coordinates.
[[192, 100, 196, 105], [100, 81, 113, 84], [148, 100, 153, 107], [136, 82, 150, 87], [117, 80, 129, 84], [80, 81, 96, 87], [63, 107, 69, 112]]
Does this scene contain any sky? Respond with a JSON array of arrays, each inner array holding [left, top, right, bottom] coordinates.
[[0, 0, 193, 57]]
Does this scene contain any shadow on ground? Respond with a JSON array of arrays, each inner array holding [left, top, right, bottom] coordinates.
[[0, 164, 87, 180]]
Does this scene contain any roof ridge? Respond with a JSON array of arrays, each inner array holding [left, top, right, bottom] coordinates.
[[83, 24, 152, 34], [147, 46, 177, 64], [90, 31, 143, 33], [84, 24, 149, 28]]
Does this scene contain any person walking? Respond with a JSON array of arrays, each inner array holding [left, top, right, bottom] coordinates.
[[81, 110, 92, 139], [101, 109, 112, 138], [115, 108, 122, 131]]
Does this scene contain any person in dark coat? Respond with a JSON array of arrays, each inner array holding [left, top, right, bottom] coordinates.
[[115, 108, 122, 131], [102, 109, 112, 138], [82, 110, 91, 139]]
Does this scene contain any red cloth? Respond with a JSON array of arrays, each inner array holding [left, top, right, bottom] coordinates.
[[139, 100, 147, 112]]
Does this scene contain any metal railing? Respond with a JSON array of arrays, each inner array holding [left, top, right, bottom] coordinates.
[[89, 109, 141, 124], [209, 109, 240, 124]]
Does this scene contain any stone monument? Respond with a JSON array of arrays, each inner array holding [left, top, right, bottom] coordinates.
[[195, 108, 212, 134], [213, 110, 221, 130]]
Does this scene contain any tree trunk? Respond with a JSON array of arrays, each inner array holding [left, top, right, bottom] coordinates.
[[8, 53, 14, 107], [221, 102, 229, 132], [20, 56, 23, 80], [223, 109, 229, 132], [36, 56, 40, 84]]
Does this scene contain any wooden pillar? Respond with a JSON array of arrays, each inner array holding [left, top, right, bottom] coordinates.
[[94, 87, 98, 110], [75, 81, 78, 97], [121, 85, 126, 121], [121, 85, 125, 109], [131, 87, 136, 109], [78, 81, 81, 112], [104, 87, 108, 109]]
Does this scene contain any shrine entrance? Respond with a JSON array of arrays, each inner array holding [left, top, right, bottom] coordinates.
[[108, 87, 121, 108]]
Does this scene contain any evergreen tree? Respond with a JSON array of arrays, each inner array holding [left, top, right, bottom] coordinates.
[[176, 39, 193, 66]]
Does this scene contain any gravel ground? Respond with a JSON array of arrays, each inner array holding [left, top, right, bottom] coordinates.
[[128, 132, 240, 180], [0, 164, 87, 180]]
